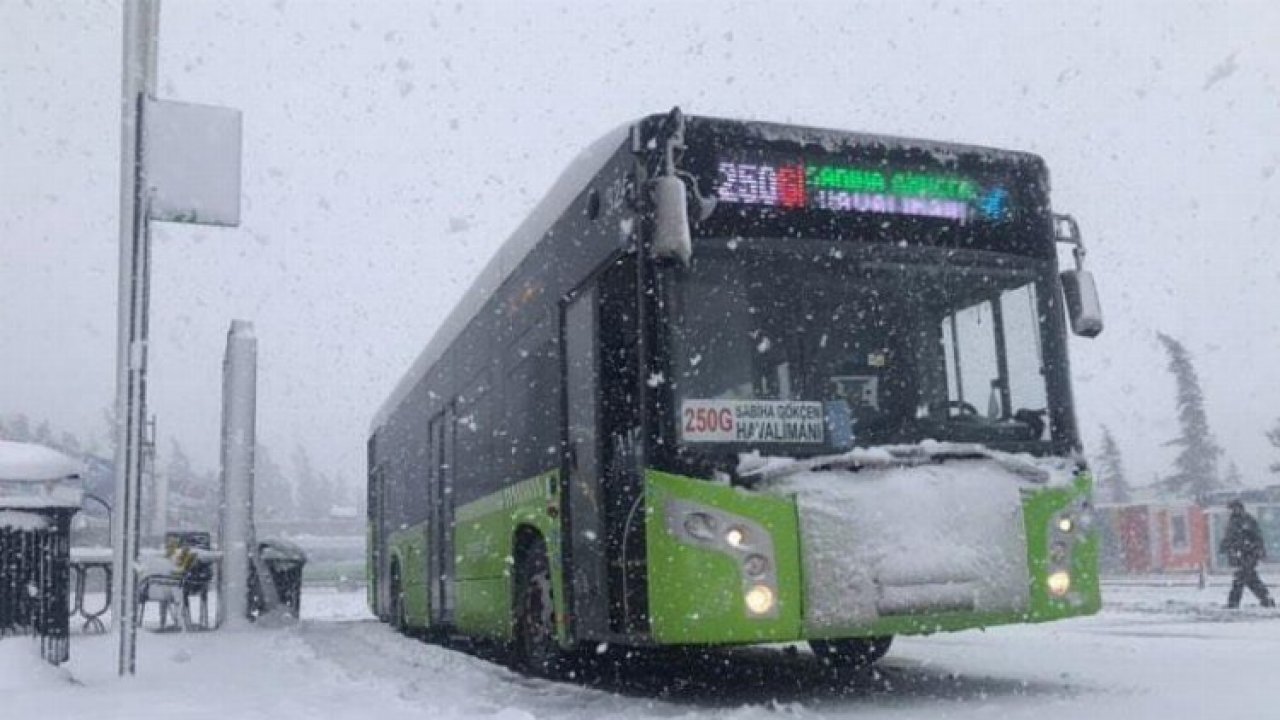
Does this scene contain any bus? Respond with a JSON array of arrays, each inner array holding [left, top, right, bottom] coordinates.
[[367, 108, 1105, 675]]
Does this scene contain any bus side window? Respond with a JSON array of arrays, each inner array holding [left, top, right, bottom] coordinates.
[[504, 329, 560, 482], [454, 371, 495, 505]]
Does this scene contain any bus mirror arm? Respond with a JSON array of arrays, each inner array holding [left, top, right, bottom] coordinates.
[[1054, 214, 1104, 338], [677, 170, 718, 222], [649, 107, 695, 264]]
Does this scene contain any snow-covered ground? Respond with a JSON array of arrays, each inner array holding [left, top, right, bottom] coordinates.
[[4, 583, 1277, 719]]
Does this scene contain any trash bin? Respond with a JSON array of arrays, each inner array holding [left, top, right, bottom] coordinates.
[[248, 538, 307, 618]]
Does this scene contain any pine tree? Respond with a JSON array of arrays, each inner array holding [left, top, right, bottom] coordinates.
[[1094, 425, 1132, 503], [294, 444, 335, 520], [1224, 460, 1244, 488], [166, 440, 216, 531], [1267, 418, 1280, 475], [57, 431, 83, 455], [1156, 332, 1224, 501], [101, 404, 120, 457], [5, 414, 33, 442], [33, 421, 54, 446]]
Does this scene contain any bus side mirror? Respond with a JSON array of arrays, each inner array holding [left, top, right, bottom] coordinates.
[[1060, 269, 1103, 337], [651, 175, 692, 264]]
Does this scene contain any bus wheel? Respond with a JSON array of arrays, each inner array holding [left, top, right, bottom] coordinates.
[[513, 536, 563, 676], [809, 636, 893, 670]]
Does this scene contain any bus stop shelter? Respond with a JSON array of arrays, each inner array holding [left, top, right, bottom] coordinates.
[[0, 441, 84, 664]]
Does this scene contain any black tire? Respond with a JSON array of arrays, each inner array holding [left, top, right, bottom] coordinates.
[[809, 636, 893, 670], [513, 536, 564, 676]]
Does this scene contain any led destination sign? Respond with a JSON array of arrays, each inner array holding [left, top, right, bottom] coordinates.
[[717, 157, 1010, 224]]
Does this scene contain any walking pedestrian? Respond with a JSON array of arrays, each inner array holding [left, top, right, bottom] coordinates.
[[1219, 500, 1276, 609]]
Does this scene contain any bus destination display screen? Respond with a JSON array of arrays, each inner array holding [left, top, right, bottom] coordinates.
[[715, 152, 1013, 226]]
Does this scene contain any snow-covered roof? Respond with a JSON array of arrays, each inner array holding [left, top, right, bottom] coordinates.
[[370, 122, 632, 433], [0, 441, 85, 510], [0, 441, 82, 481]]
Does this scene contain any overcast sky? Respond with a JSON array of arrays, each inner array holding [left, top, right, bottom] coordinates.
[[2, 0, 1279, 491]]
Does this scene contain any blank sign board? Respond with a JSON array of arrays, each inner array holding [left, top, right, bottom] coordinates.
[[143, 98, 242, 227]]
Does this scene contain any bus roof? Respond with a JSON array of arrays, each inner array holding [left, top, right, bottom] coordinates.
[[369, 112, 1046, 435], [689, 115, 1045, 168], [370, 122, 632, 434]]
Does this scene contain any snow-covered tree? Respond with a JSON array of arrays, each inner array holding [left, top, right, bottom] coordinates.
[[294, 444, 336, 519], [256, 443, 295, 521], [351, 473, 368, 518], [1156, 332, 1223, 501], [101, 404, 120, 457], [166, 439, 217, 531], [1, 415, 88, 456], [1224, 460, 1244, 488], [58, 431, 82, 455], [2, 414, 33, 442], [33, 420, 54, 446], [1094, 425, 1132, 504]]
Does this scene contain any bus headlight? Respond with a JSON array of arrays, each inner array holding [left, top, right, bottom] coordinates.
[[745, 584, 776, 615], [1047, 571, 1071, 597]]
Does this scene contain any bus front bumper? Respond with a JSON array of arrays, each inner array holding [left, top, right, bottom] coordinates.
[[643, 468, 1100, 646]]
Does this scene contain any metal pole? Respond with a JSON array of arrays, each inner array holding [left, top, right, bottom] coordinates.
[[218, 320, 258, 629], [112, 0, 159, 676]]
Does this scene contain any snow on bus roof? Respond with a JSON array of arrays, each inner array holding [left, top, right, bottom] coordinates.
[[718, 115, 1045, 166], [0, 441, 82, 482], [370, 122, 633, 434]]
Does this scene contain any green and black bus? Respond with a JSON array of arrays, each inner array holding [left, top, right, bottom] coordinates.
[[368, 109, 1105, 674]]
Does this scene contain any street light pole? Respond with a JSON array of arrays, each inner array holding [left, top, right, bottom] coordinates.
[[111, 0, 159, 677]]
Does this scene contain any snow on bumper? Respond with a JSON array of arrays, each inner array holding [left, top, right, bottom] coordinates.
[[766, 459, 1031, 633]]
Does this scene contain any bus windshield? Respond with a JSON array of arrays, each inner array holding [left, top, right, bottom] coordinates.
[[663, 240, 1056, 453]]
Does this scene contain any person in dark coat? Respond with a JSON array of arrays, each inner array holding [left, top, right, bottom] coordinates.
[[1219, 500, 1276, 609]]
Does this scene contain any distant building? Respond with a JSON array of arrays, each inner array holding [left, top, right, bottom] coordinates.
[[1098, 486, 1280, 575]]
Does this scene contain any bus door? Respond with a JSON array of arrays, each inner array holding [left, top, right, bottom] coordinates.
[[563, 286, 610, 640], [427, 410, 456, 624]]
